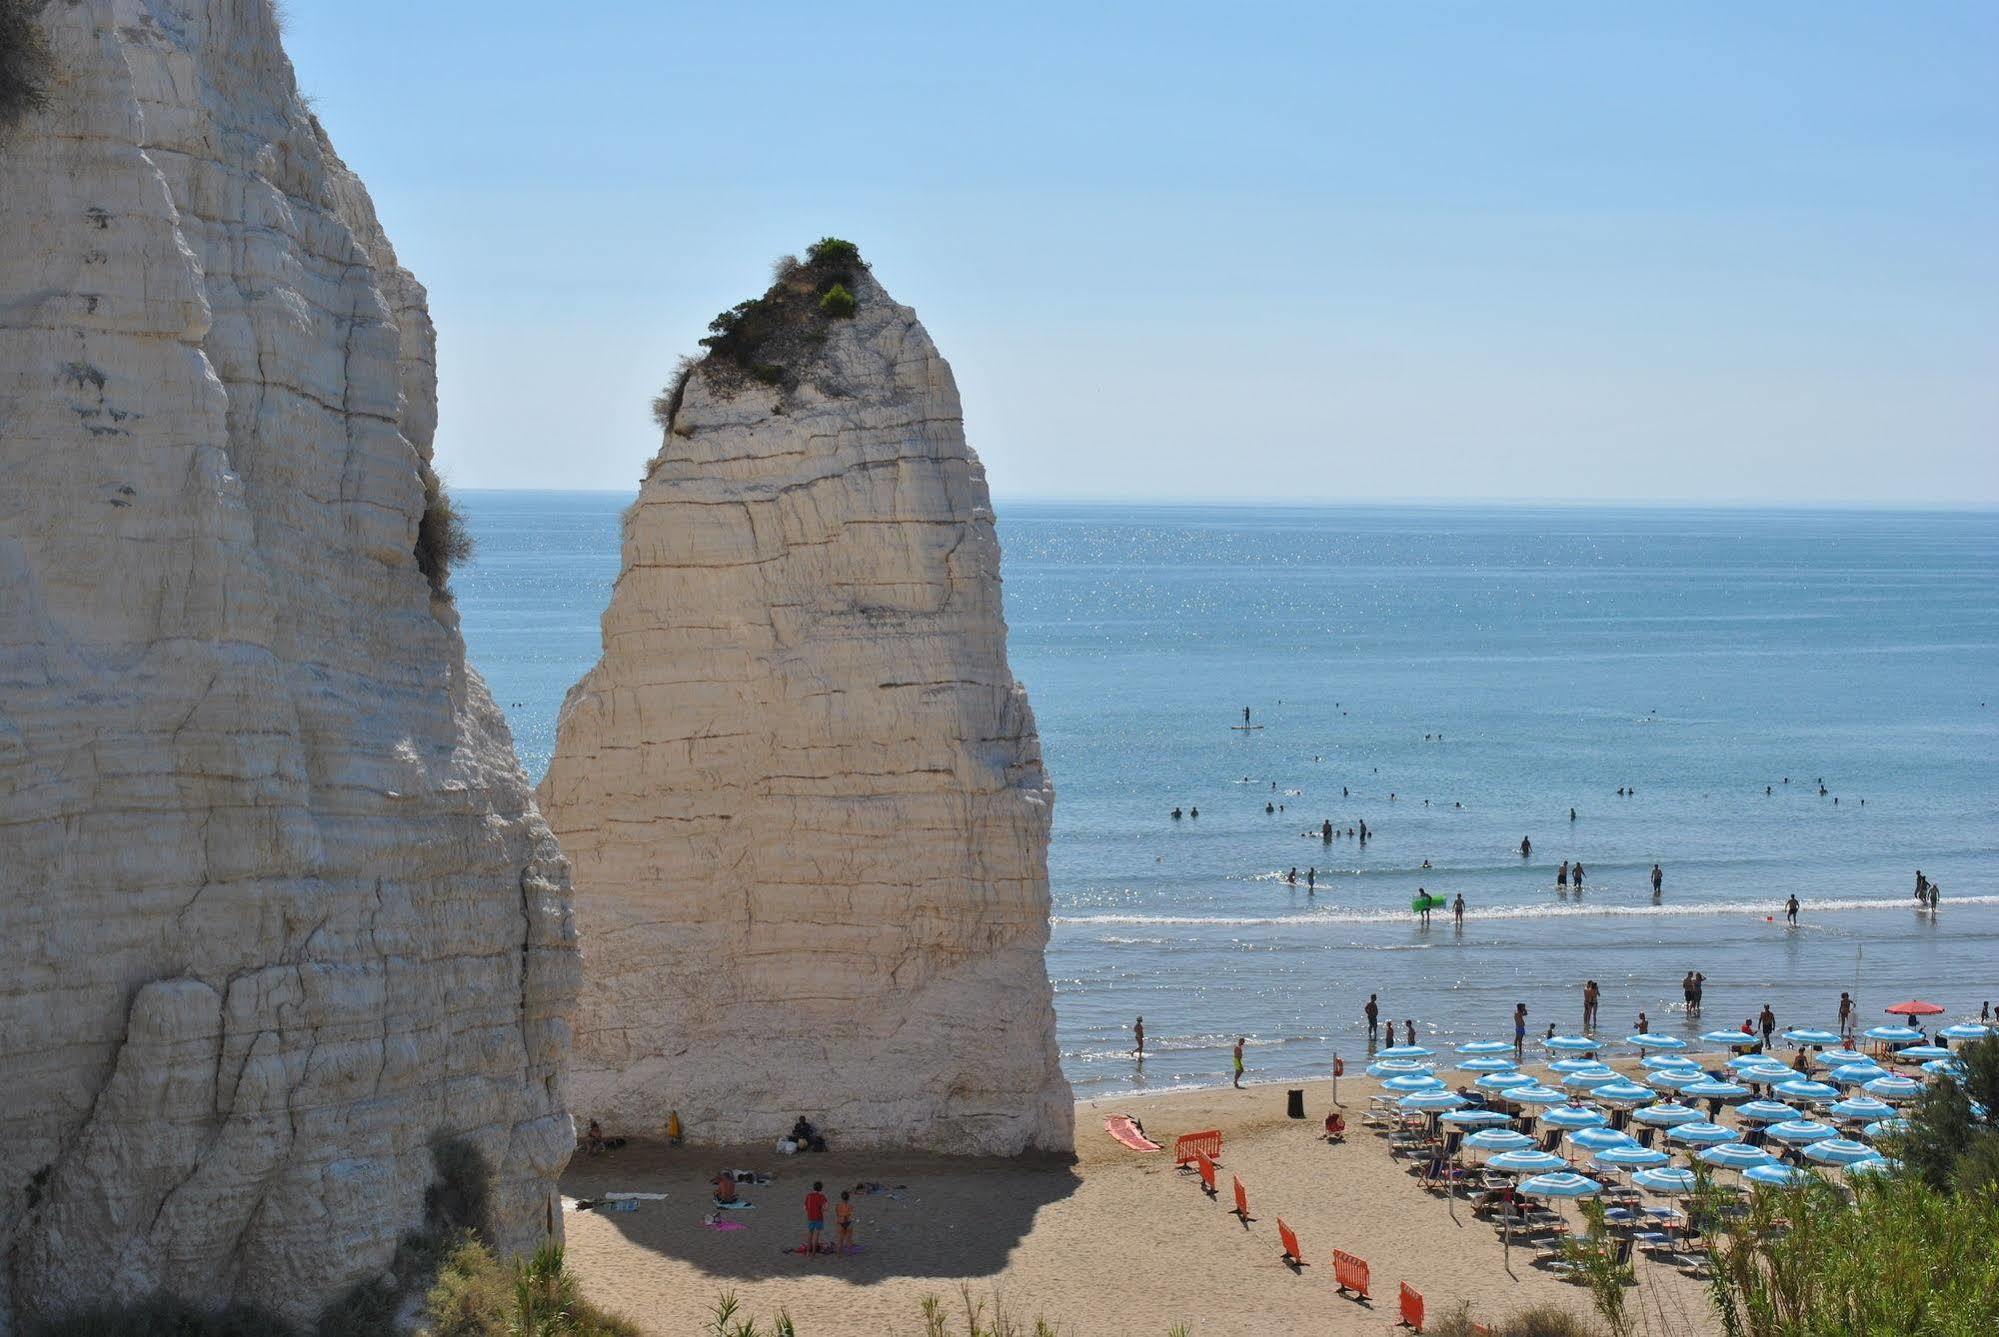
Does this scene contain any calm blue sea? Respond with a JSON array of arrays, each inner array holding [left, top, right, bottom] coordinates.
[[454, 494, 1999, 1098]]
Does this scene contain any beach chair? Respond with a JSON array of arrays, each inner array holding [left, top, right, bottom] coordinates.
[[1173, 1129, 1223, 1167], [1194, 1150, 1218, 1198], [1276, 1217, 1307, 1271], [1230, 1173, 1255, 1222], [1398, 1281, 1425, 1331]]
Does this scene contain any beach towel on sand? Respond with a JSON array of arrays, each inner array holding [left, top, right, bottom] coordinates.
[[711, 1199, 757, 1210], [1106, 1114, 1162, 1151], [702, 1219, 748, 1232]]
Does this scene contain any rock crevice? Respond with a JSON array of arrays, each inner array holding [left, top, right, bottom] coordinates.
[[541, 254, 1072, 1155]]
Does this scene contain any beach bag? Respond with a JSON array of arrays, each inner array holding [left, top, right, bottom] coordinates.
[[777, 1137, 798, 1154]]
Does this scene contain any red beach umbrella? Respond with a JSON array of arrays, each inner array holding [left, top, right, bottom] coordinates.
[[1884, 1000, 1945, 1017]]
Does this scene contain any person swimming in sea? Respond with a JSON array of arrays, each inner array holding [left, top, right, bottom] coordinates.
[[1322, 819, 1332, 841], [1306, 867, 1316, 892], [1519, 836, 1532, 858]]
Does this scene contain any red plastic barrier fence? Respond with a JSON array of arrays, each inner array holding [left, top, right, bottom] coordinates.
[[1399, 1281, 1425, 1331], [1174, 1129, 1224, 1167], [1195, 1150, 1217, 1197], [1230, 1173, 1254, 1222], [1332, 1250, 1371, 1299], [1276, 1217, 1307, 1269]]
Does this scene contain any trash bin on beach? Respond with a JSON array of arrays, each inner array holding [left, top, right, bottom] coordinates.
[[1286, 1088, 1305, 1119]]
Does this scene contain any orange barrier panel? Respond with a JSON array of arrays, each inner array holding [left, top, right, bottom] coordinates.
[[1276, 1217, 1307, 1269], [1174, 1129, 1223, 1166], [1333, 1250, 1371, 1299], [1399, 1281, 1424, 1331], [1230, 1173, 1255, 1222], [1195, 1151, 1218, 1197]]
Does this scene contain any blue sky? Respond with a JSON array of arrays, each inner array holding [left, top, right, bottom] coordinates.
[[285, 2, 1997, 503]]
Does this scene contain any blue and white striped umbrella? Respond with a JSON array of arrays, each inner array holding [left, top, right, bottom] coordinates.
[[1399, 1091, 1469, 1112], [1594, 1145, 1671, 1169], [1801, 1138, 1878, 1166], [1893, 1045, 1952, 1062], [1549, 1058, 1614, 1075], [1764, 1119, 1837, 1145], [1647, 1069, 1702, 1091], [1458, 1040, 1517, 1055], [1633, 1166, 1698, 1194], [1744, 1163, 1812, 1187], [1862, 1075, 1924, 1102], [1539, 1105, 1609, 1130], [1368, 1061, 1430, 1078], [1667, 1120, 1738, 1146], [1773, 1079, 1841, 1102], [1568, 1126, 1636, 1152], [1505, 1085, 1575, 1106], [1737, 1062, 1800, 1084], [1700, 1030, 1760, 1048], [1628, 1034, 1688, 1050], [1561, 1070, 1619, 1090], [1940, 1023, 1994, 1042], [1782, 1029, 1843, 1047], [1465, 1129, 1536, 1153], [1594, 1080, 1656, 1105], [1828, 1096, 1896, 1121], [1440, 1109, 1512, 1128], [1377, 1044, 1436, 1059], [1516, 1172, 1602, 1200], [1681, 1079, 1750, 1101], [1543, 1035, 1601, 1053], [1811, 1049, 1869, 1068], [1630, 1102, 1703, 1127], [1698, 1142, 1778, 1170], [1831, 1063, 1890, 1085], [1864, 1025, 1923, 1043], [1846, 1156, 1901, 1177], [1476, 1071, 1537, 1092], [1642, 1054, 1703, 1071], [1383, 1073, 1447, 1093], [1458, 1056, 1519, 1073], [1735, 1100, 1802, 1124], [1728, 1053, 1783, 1072], [1921, 1058, 1968, 1079], [1861, 1118, 1910, 1141], [1486, 1149, 1570, 1174]]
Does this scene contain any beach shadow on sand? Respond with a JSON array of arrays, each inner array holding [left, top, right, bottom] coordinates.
[[562, 1138, 1082, 1284]]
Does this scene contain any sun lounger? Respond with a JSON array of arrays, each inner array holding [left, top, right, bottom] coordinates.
[[1105, 1115, 1161, 1152]]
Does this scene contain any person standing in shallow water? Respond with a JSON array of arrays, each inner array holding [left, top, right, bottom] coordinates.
[[1785, 894, 1800, 926], [1651, 863, 1664, 897], [1232, 1037, 1246, 1088], [1513, 1003, 1528, 1057], [1132, 1015, 1145, 1059], [1557, 860, 1569, 890], [1452, 893, 1466, 928], [1520, 836, 1532, 859], [1365, 993, 1380, 1043]]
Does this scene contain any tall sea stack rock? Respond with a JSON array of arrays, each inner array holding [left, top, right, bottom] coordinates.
[[0, 3, 577, 1328], [540, 244, 1072, 1155]]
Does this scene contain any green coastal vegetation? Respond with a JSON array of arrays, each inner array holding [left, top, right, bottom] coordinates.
[[650, 237, 867, 432]]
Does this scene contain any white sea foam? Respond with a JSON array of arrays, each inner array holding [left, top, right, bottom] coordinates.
[[1056, 894, 1999, 930]]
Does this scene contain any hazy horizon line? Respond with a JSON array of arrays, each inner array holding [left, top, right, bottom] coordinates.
[[457, 486, 1998, 513]]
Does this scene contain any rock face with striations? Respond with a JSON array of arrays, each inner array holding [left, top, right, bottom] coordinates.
[[0, 3, 577, 1329], [539, 247, 1072, 1155]]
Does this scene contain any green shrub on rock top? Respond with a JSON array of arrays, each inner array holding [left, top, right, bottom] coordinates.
[[1, 0, 53, 129], [818, 283, 857, 318]]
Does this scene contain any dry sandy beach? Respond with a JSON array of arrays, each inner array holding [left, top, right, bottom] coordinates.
[[561, 1076, 1719, 1336]]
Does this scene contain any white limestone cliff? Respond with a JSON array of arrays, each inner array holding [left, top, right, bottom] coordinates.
[[539, 252, 1073, 1156], [0, 3, 577, 1329]]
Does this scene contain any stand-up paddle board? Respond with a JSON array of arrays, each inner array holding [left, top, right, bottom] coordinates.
[[1229, 725, 1264, 730]]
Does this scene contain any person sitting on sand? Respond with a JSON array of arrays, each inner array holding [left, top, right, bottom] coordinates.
[[712, 1172, 740, 1206], [1323, 1109, 1347, 1142], [583, 1120, 605, 1155]]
